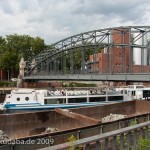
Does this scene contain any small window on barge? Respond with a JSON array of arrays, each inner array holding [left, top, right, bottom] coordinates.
[[17, 97, 20, 101], [68, 98, 87, 103], [25, 97, 29, 101], [132, 91, 135, 96]]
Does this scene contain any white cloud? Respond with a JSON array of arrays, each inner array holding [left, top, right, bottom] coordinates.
[[0, 0, 150, 44]]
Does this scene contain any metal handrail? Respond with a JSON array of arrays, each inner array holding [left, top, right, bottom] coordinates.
[[39, 121, 150, 150]]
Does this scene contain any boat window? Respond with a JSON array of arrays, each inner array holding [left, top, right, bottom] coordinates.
[[136, 86, 144, 88], [143, 90, 150, 98], [25, 97, 29, 101], [121, 90, 127, 94], [128, 86, 134, 88], [90, 97, 105, 102], [17, 97, 20, 101], [58, 99, 63, 104], [44, 99, 66, 104], [108, 96, 123, 101], [69, 98, 87, 103], [132, 91, 135, 96]]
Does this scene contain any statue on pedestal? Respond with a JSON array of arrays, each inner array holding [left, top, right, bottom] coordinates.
[[17, 57, 26, 88], [19, 57, 26, 77]]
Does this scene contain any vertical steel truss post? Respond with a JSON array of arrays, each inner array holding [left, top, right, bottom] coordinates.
[[122, 47, 125, 73], [46, 59, 49, 75], [110, 29, 113, 74], [121, 30, 125, 73], [70, 48, 74, 74], [141, 32, 144, 72], [92, 46, 96, 74], [81, 46, 85, 74], [57, 58, 59, 74], [57, 57, 62, 74], [94, 32, 97, 74], [129, 27, 133, 74], [70, 37, 74, 74], [54, 56, 56, 74], [107, 33, 110, 74], [60, 53, 63, 75], [40, 62, 43, 75], [49, 60, 52, 74], [95, 45, 98, 73], [63, 51, 66, 74]]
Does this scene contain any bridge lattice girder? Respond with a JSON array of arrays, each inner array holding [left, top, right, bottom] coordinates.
[[26, 26, 150, 76]]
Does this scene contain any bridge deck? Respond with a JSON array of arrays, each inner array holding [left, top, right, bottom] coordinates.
[[24, 74, 150, 81]]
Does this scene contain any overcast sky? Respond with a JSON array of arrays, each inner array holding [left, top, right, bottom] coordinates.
[[0, 0, 150, 44]]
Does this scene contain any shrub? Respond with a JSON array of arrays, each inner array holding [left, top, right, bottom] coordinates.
[[0, 81, 16, 87]]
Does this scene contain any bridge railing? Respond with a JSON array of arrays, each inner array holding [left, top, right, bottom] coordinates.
[[39, 121, 150, 150]]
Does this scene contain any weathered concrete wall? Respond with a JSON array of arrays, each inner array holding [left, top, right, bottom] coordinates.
[[71, 100, 138, 120], [0, 111, 90, 139], [135, 100, 150, 114]]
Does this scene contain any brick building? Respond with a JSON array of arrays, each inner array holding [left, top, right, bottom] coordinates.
[[0, 69, 7, 80], [89, 28, 150, 74], [0, 69, 19, 81]]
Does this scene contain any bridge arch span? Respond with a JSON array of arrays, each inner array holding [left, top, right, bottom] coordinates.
[[26, 26, 150, 78]]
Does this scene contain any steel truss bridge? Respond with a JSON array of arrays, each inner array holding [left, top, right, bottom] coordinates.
[[24, 26, 150, 82]]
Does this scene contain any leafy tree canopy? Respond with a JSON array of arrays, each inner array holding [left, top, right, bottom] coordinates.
[[0, 34, 47, 70]]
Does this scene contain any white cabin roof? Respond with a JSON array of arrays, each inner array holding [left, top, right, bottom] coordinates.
[[11, 89, 35, 94]]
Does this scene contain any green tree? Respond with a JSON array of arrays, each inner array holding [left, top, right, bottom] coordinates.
[[0, 34, 47, 77], [31, 36, 46, 57], [5, 34, 46, 61], [0, 36, 7, 52]]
